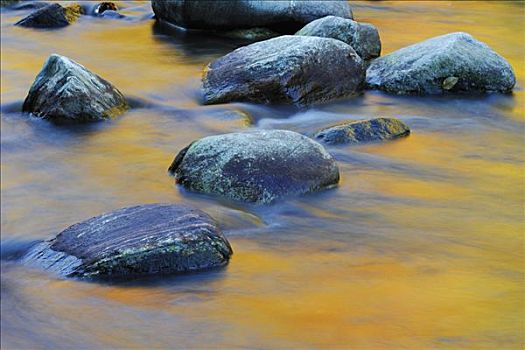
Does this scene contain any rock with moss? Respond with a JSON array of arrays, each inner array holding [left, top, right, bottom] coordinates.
[[168, 130, 340, 204], [202, 35, 365, 105], [21, 204, 233, 279], [315, 118, 410, 145], [366, 32, 516, 95], [23, 54, 128, 123], [296, 16, 380, 60], [14, 3, 82, 28], [1, 0, 19, 8], [152, 0, 353, 33]]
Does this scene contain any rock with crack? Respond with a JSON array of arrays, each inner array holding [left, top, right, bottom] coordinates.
[[366, 32, 516, 95], [22, 204, 233, 279], [151, 0, 353, 33], [23, 54, 128, 123], [14, 3, 82, 28], [202, 35, 365, 106], [168, 130, 340, 204], [296, 16, 381, 60], [315, 118, 410, 145]]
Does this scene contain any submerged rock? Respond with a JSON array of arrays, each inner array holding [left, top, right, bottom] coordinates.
[[22, 204, 233, 279], [202, 35, 365, 105], [366, 32, 516, 95], [296, 16, 381, 60], [151, 0, 353, 33], [23, 54, 128, 123], [168, 130, 340, 204], [14, 3, 82, 28], [315, 117, 410, 145]]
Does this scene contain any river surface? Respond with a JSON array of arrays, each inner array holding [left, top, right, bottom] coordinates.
[[1, 1, 524, 349]]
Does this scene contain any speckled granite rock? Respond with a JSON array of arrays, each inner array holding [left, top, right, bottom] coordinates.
[[14, 3, 82, 28], [296, 16, 380, 60], [23, 54, 128, 123], [22, 204, 233, 279], [169, 130, 340, 204], [315, 118, 410, 145], [202, 35, 365, 105], [151, 0, 353, 32], [366, 32, 516, 95]]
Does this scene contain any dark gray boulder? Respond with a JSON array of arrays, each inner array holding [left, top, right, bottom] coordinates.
[[296, 16, 380, 60], [151, 0, 353, 33], [23, 54, 128, 123], [315, 117, 410, 145], [168, 130, 340, 204], [14, 3, 82, 28], [22, 204, 233, 279], [366, 32, 516, 95], [202, 35, 365, 106]]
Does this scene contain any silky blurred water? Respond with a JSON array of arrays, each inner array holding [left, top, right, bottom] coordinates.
[[1, 1, 524, 349]]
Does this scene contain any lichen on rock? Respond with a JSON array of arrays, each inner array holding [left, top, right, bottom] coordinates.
[[365, 32, 516, 95], [169, 130, 340, 204], [315, 117, 410, 145]]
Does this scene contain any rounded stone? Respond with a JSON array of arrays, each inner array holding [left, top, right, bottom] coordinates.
[[168, 130, 340, 204], [315, 117, 410, 145], [22, 204, 233, 279], [202, 35, 365, 106], [151, 0, 353, 32], [296, 16, 381, 60], [365, 32, 516, 95]]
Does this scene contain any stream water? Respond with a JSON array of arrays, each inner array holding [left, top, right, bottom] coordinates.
[[1, 1, 524, 349]]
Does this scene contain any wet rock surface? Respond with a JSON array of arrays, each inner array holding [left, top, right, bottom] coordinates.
[[202, 35, 365, 106], [23, 54, 128, 123], [14, 3, 82, 28], [169, 130, 340, 204], [315, 117, 410, 145], [151, 0, 353, 33], [366, 32, 516, 95], [22, 204, 233, 279], [296, 16, 381, 60]]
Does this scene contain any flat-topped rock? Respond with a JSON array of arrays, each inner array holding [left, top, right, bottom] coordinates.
[[152, 0, 353, 33], [315, 118, 410, 145], [296, 16, 381, 60], [366, 32, 516, 95], [23, 54, 128, 123], [169, 130, 340, 204], [15, 3, 82, 28], [202, 35, 365, 106], [22, 204, 233, 279]]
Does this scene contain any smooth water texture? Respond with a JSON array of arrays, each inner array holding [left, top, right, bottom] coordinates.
[[1, 1, 524, 349]]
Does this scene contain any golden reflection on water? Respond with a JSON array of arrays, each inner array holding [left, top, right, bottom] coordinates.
[[1, 1, 524, 349]]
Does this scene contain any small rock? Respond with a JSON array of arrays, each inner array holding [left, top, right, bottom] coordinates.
[[315, 117, 410, 145], [296, 16, 381, 60], [151, 0, 353, 33], [168, 130, 340, 204], [366, 32, 516, 95], [22, 204, 233, 279], [23, 54, 128, 123], [93, 1, 117, 15], [14, 3, 82, 28], [202, 35, 365, 105]]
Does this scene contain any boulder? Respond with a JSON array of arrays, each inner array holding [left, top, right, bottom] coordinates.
[[366, 32, 516, 95], [23, 54, 128, 123], [168, 130, 340, 204], [296, 16, 381, 60], [315, 117, 410, 145], [151, 0, 353, 33], [202, 35, 365, 105], [21, 204, 233, 279], [14, 3, 82, 28]]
